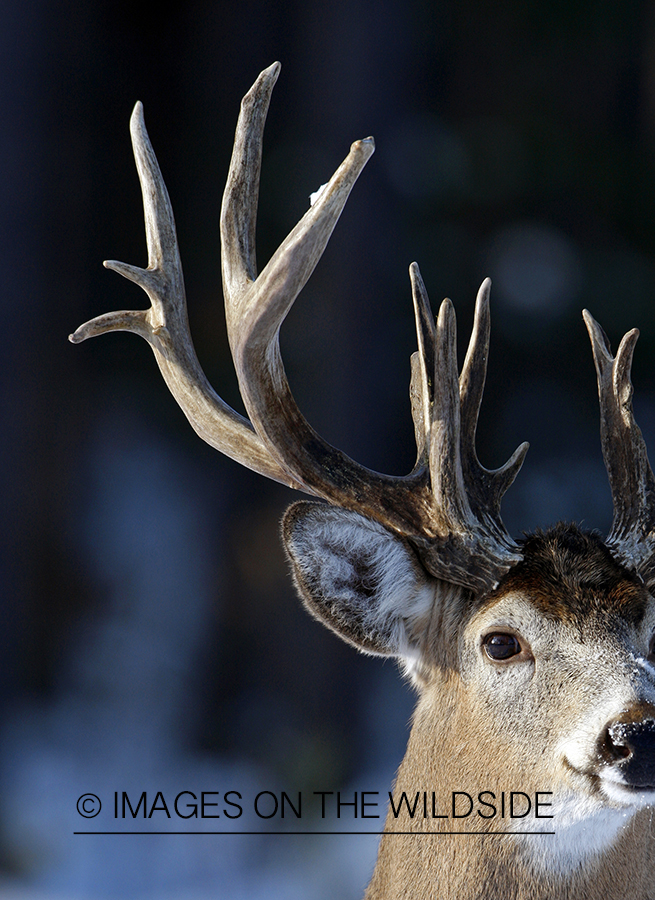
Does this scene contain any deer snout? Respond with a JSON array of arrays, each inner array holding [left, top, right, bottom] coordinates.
[[600, 704, 655, 789]]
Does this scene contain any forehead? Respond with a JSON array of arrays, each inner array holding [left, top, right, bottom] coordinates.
[[485, 524, 649, 626]]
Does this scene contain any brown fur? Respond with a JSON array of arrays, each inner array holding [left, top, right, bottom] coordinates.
[[489, 524, 648, 625]]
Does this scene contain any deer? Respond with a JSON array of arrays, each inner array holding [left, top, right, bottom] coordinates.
[[70, 62, 655, 899]]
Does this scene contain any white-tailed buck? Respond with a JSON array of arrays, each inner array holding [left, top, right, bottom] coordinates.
[[71, 64, 655, 898]]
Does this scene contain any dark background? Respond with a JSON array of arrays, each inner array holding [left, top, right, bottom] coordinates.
[[3, 1, 655, 897]]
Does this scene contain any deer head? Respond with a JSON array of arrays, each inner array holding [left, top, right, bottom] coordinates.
[[71, 64, 655, 899]]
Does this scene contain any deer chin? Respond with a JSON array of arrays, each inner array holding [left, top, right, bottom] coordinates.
[[517, 792, 636, 874], [598, 770, 655, 807], [514, 777, 650, 875]]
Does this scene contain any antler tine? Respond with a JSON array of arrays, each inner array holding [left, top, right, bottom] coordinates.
[[459, 279, 529, 528], [221, 62, 279, 301], [583, 310, 655, 584], [409, 262, 436, 466], [69, 96, 303, 489], [459, 278, 493, 462], [430, 296, 468, 530]]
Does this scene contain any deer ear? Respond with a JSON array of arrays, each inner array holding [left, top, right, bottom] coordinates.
[[282, 501, 435, 662]]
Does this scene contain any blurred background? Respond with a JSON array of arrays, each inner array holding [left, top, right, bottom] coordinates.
[[3, 0, 655, 897]]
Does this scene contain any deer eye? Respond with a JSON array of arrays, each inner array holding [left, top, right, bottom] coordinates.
[[482, 633, 522, 661]]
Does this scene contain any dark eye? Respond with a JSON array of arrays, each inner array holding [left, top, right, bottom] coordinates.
[[483, 633, 521, 661]]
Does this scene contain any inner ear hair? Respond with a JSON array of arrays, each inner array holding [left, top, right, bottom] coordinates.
[[282, 501, 436, 665]]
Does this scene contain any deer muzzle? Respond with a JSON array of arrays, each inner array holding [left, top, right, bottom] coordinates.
[[600, 704, 655, 790]]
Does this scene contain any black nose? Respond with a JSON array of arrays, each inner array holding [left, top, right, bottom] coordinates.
[[601, 711, 655, 789]]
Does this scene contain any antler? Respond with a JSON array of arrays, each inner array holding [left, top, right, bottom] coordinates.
[[70, 67, 302, 490], [584, 310, 655, 586], [71, 63, 528, 594]]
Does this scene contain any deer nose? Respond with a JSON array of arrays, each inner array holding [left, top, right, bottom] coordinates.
[[601, 705, 655, 789]]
